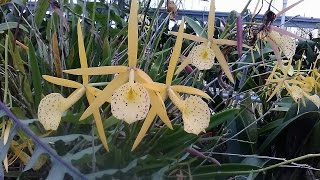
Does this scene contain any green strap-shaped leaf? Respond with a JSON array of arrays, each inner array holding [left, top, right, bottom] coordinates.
[[257, 111, 320, 153], [34, 0, 50, 27], [0, 22, 29, 32], [28, 40, 42, 109], [185, 16, 207, 38]]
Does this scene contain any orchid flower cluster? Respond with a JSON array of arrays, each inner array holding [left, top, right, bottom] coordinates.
[[251, 0, 304, 66], [37, 0, 235, 151], [36, 0, 308, 152], [265, 59, 320, 109]]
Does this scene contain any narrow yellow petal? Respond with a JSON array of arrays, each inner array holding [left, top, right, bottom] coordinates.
[[212, 39, 251, 49], [175, 56, 191, 75], [80, 72, 129, 120], [207, 0, 215, 39], [171, 85, 212, 100], [148, 90, 172, 129], [168, 88, 185, 110], [135, 74, 172, 129], [166, 18, 185, 86], [86, 86, 103, 97], [3, 121, 11, 172], [141, 82, 167, 92], [43, 75, 82, 89], [135, 69, 153, 83], [77, 20, 89, 85], [86, 92, 109, 151], [169, 31, 207, 43], [128, 0, 139, 68], [267, 58, 293, 101], [63, 66, 128, 75], [131, 107, 157, 151], [211, 43, 235, 83]]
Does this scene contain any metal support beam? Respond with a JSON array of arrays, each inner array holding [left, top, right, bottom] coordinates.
[[149, 9, 320, 29], [18, 2, 320, 29]]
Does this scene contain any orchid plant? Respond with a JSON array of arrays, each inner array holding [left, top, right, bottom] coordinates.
[[252, 0, 305, 65], [38, 0, 213, 151]]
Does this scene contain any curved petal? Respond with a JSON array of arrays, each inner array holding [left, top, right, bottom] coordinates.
[[80, 72, 129, 120], [63, 66, 128, 75], [111, 83, 150, 124], [182, 96, 211, 135], [43, 75, 82, 89], [211, 43, 235, 83], [171, 85, 212, 100], [279, 35, 296, 59], [38, 93, 64, 130], [175, 56, 191, 75]]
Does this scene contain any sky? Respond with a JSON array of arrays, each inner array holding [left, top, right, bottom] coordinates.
[[150, 0, 319, 18]]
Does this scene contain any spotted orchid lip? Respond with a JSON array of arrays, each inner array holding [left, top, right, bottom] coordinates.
[[189, 43, 215, 70], [111, 82, 150, 124]]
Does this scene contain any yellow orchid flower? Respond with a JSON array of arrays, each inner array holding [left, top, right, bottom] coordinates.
[[63, 0, 172, 130], [167, 88, 211, 135], [284, 82, 320, 108], [131, 18, 212, 151], [39, 20, 110, 152], [170, 0, 250, 84], [38, 87, 86, 130]]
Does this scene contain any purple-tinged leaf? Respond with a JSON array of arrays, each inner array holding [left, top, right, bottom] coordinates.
[[186, 148, 221, 165], [271, 26, 305, 40], [236, 14, 243, 59], [185, 65, 193, 74]]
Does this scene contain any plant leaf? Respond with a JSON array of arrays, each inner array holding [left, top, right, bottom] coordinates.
[[28, 40, 42, 108], [34, 0, 50, 27], [185, 16, 207, 38], [170, 31, 207, 43], [52, 32, 62, 78], [257, 111, 320, 153]]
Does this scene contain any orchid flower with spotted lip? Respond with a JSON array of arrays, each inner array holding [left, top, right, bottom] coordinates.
[[65, 17, 212, 150], [63, 0, 173, 135], [257, 0, 305, 65], [266, 58, 320, 108], [171, 0, 251, 84], [131, 19, 212, 150], [38, 87, 86, 130], [39, 20, 110, 151]]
